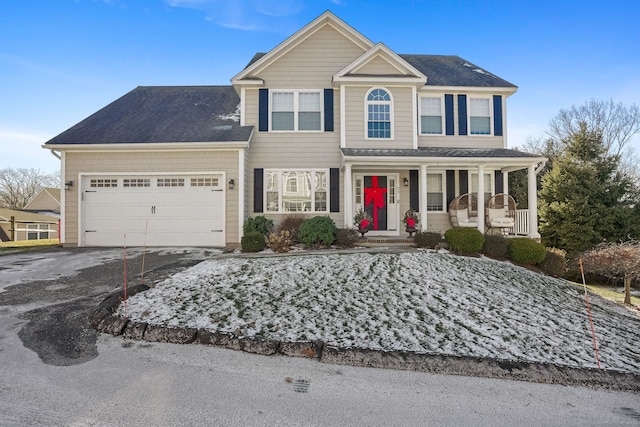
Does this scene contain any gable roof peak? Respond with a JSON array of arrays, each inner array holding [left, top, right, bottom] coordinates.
[[231, 10, 374, 85]]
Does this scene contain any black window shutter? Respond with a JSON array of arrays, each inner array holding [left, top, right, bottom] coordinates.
[[258, 89, 269, 132], [446, 170, 455, 211], [444, 94, 454, 136], [254, 168, 264, 212], [410, 170, 419, 211], [493, 95, 503, 136], [495, 170, 504, 194], [324, 89, 334, 132], [459, 170, 468, 194], [329, 168, 339, 212], [458, 94, 467, 136]]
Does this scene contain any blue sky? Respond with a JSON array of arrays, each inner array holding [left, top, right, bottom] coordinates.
[[1, 0, 639, 173]]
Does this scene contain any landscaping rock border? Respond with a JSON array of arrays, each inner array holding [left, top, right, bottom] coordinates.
[[91, 288, 640, 393]]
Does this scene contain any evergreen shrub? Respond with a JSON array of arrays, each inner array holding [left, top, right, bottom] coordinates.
[[243, 216, 273, 237], [299, 216, 336, 247], [241, 231, 266, 253], [444, 228, 485, 254], [540, 247, 567, 277], [413, 231, 442, 248], [483, 234, 510, 258], [508, 238, 546, 264]]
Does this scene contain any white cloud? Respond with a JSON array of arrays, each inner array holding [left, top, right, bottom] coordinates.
[[165, 0, 310, 31]]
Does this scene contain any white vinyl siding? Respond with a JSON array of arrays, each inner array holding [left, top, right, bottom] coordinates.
[[469, 97, 491, 135], [420, 97, 443, 135]]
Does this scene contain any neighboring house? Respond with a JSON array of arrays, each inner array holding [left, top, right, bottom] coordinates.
[[0, 208, 58, 242], [44, 11, 545, 247], [23, 187, 61, 216]]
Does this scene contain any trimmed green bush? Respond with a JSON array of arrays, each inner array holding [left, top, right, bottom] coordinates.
[[444, 228, 485, 254], [335, 227, 359, 248], [241, 231, 266, 253], [540, 247, 567, 277], [508, 238, 546, 264], [413, 231, 442, 249], [243, 216, 274, 237], [483, 234, 510, 258], [299, 216, 337, 247]]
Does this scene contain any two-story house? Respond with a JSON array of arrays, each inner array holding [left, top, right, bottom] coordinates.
[[44, 11, 545, 247]]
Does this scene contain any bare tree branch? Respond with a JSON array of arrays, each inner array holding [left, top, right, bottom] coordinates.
[[0, 168, 60, 209]]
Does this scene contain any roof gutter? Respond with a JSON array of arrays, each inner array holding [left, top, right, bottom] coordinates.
[[48, 148, 61, 160]]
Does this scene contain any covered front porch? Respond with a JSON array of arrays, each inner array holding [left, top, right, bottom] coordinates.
[[341, 147, 546, 239]]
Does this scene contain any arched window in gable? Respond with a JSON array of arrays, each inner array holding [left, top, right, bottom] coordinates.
[[366, 88, 392, 139]]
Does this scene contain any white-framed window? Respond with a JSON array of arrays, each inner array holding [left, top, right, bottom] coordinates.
[[470, 173, 493, 202], [426, 173, 445, 211], [366, 88, 392, 139], [264, 169, 329, 213], [27, 224, 51, 240], [469, 97, 491, 135], [420, 97, 443, 135], [271, 90, 322, 131]]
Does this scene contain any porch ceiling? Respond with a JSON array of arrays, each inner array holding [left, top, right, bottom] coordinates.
[[341, 147, 546, 170]]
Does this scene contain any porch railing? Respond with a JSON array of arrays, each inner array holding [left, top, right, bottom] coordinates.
[[510, 209, 529, 236]]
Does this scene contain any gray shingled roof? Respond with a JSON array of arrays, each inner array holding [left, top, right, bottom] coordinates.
[[341, 147, 541, 159], [244, 53, 514, 88], [400, 55, 516, 88], [46, 86, 253, 145]]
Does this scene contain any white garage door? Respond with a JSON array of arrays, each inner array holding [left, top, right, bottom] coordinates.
[[81, 174, 225, 247]]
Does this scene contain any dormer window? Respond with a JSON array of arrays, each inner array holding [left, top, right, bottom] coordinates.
[[366, 88, 392, 139]]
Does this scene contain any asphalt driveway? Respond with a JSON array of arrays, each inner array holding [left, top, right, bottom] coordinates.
[[0, 246, 215, 366]]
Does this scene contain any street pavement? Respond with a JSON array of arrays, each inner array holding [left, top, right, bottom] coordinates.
[[0, 247, 639, 426]]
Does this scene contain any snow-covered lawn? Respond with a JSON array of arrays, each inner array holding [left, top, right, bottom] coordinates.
[[118, 251, 640, 374]]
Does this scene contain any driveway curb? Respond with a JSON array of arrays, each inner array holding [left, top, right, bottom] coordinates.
[[91, 288, 640, 392]]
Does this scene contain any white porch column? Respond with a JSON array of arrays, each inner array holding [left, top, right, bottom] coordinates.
[[527, 163, 541, 239], [502, 171, 509, 195], [344, 163, 353, 227], [477, 165, 485, 234], [420, 164, 428, 231]]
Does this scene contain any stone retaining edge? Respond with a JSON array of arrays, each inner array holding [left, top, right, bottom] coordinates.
[[90, 288, 640, 393]]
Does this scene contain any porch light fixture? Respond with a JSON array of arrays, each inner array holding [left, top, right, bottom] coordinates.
[[403, 177, 409, 187], [228, 179, 235, 190], [64, 180, 73, 191]]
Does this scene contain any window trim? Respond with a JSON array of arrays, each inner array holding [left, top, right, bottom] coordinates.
[[364, 87, 394, 140], [426, 171, 446, 212], [468, 96, 493, 136], [419, 96, 445, 135], [263, 168, 330, 214], [269, 90, 324, 132]]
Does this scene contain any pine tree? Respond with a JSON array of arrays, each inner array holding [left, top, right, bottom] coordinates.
[[539, 122, 637, 255]]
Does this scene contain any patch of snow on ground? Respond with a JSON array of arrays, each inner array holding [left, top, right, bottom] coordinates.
[[119, 251, 640, 374]]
